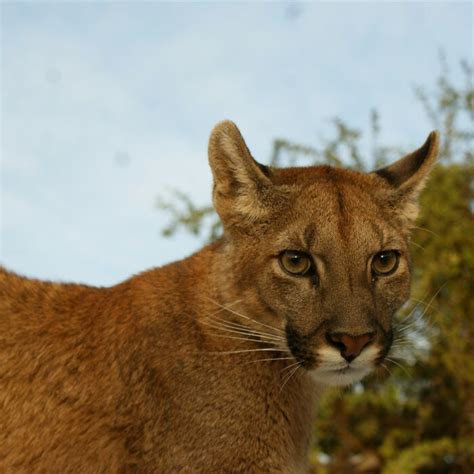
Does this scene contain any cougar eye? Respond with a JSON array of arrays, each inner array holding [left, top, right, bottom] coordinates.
[[279, 250, 312, 276], [371, 250, 399, 276]]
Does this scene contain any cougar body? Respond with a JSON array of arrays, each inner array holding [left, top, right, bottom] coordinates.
[[0, 121, 439, 472]]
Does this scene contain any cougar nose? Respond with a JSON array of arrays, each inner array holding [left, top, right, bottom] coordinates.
[[326, 332, 375, 362]]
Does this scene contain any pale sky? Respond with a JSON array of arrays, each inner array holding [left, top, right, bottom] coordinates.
[[1, 1, 472, 286]]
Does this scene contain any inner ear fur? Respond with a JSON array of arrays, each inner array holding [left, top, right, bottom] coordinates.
[[372, 131, 440, 223], [208, 120, 274, 226]]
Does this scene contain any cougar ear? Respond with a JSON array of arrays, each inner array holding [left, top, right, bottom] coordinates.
[[208, 120, 272, 226], [373, 131, 440, 223]]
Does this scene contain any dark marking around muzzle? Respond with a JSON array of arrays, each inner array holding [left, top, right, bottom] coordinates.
[[285, 324, 316, 369]]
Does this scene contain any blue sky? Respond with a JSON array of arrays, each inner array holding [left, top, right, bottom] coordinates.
[[1, 1, 472, 286]]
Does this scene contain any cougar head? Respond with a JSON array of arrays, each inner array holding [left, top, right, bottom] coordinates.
[[208, 120, 439, 386]]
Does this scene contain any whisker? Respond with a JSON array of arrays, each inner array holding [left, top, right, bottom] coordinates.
[[392, 340, 413, 347], [206, 333, 279, 345], [208, 299, 243, 315], [387, 353, 410, 362], [244, 357, 294, 365], [391, 340, 412, 347], [203, 297, 285, 335], [280, 360, 301, 373], [281, 364, 299, 383], [203, 318, 284, 342], [410, 241, 425, 251], [396, 308, 426, 330], [390, 344, 413, 351], [280, 365, 301, 392], [208, 348, 289, 355], [395, 285, 445, 340], [381, 363, 393, 377], [206, 314, 265, 332], [385, 357, 411, 378], [415, 284, 445, 315], [395, 325, 421, 336], [397, 292, 434, 325], [202, 320, 284, 343], [418, 285, 445, 319], [394, 318, 427, 338], [412, 225, 439, 237], [409, 297, 429, 306], [391, 338, 415, 345]]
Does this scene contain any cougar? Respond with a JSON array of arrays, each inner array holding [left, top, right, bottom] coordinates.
[[0, 121, 439, 472]]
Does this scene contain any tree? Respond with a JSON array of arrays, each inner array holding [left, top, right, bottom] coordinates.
[[157, 56, 474, 473]]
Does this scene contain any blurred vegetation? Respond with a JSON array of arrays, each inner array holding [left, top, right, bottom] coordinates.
[[157, 55, 474, 473]]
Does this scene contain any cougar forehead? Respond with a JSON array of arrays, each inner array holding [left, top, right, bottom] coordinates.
[[270, 168, 400, 257]]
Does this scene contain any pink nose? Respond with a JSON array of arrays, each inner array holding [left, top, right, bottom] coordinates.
[[326, 332, 375, 362]]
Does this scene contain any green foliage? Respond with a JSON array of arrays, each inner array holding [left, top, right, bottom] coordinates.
[[157, 57, 474, 473], [156, 191, 221, 241], [383, 438, 474, 474]]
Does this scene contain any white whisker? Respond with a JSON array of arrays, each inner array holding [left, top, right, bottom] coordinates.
[[280, 364, 301, 392], [202, 318, 284, 342], [409, 297, 429, 306], [245, 357, 294, 364], [280, 360, 301, 373], [203, 297, 285, 335], [390, 341, 414, 348], [208, 348, 289, 355], [412, 225, 439, 237], [385, 357, 411, 377], [410, 241, 425, 251], [401, 285, 445, 330], [207, 333, 279, 345], [381, 363, 393, 377], [208, 299, 243, 315]]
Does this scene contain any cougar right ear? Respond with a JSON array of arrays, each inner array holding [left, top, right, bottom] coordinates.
[[208, 120, 273, 226], [374, 131, 440, 193], [372, 131, 440, 224]]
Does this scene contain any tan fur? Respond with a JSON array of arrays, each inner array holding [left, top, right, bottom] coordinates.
[[0, 121, 439, 473]]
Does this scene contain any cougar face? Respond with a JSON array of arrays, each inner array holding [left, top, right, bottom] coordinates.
[[254, 175, 409, 386], [209, 121, 439, 387]]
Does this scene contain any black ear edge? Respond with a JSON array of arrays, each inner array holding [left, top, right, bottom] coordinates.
[[374, 131, 440, 189]]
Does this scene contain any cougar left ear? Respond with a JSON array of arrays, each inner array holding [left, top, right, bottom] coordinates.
[[372, 131, 440, 223], [208, 120, 273, 227]]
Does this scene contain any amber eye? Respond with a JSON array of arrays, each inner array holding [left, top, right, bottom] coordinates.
[[371, 251, 399, 276], [279, 250, 312, 276]]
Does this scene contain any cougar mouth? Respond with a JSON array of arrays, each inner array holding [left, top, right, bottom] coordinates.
[[284, 322, 387, 386], [311, 365, 373, 386], [311, 343, 383, 386]]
